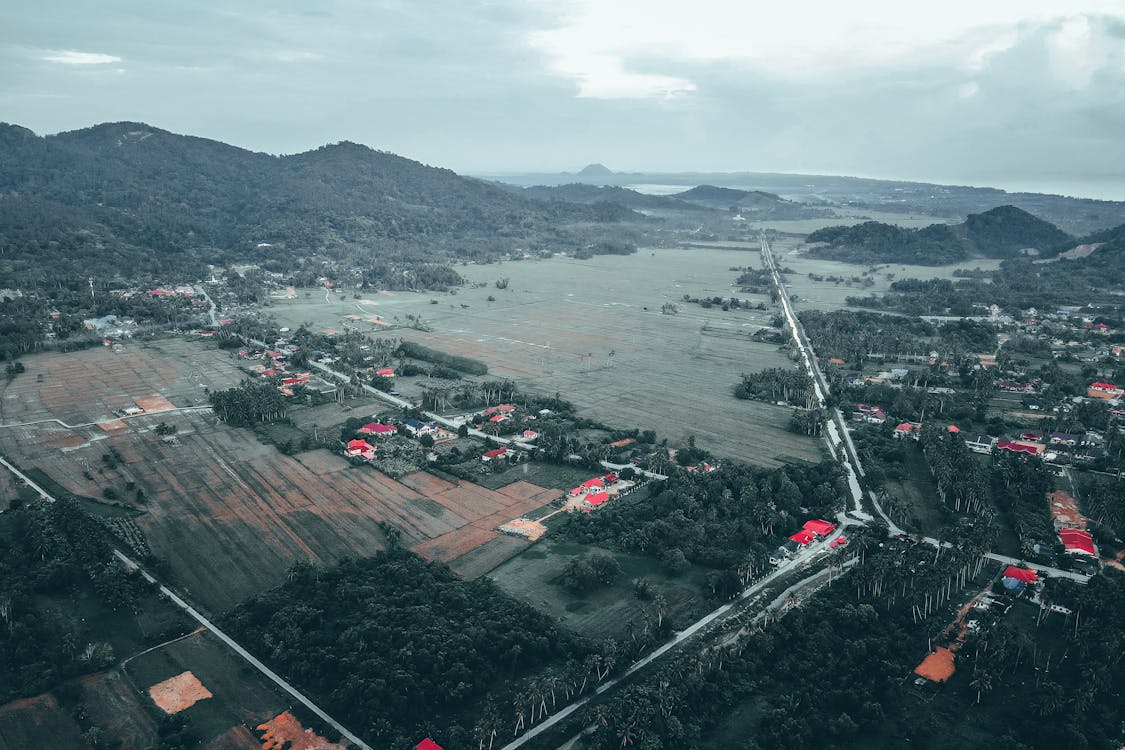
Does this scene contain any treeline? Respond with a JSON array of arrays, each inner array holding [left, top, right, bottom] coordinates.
[[800, 309, 996, 363], [921, 426, 1056, 555], [805, 206, 1072, 266], [562, 462, 846, 598], [847, 234, 1125, 315], [208, 380, 287, 426], [734, 368, 814, 408], [0, 500, 148, 701], [575, 544, 1125, 749], [397, 340, 489, 375], [222, 551, 596, 749]]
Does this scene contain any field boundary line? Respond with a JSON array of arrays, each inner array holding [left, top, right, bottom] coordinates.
[[0, 454, 373, 750]]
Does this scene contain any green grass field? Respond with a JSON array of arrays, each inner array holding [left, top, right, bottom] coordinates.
[[489, 538, 714, 641]]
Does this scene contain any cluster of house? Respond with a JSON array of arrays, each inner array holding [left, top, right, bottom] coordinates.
[[771, 519, 841, 565], [852, 404, 886, 424], [239, 345, 336, 398], [566, 472, 637, 511], [147, 285, 197, 298], [343, 417, 455, 462], [986, 428, 1109, 463]]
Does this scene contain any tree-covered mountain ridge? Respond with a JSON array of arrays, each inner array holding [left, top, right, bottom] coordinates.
[[805, 205, 1075, 265], [0, 121, 639, 285]]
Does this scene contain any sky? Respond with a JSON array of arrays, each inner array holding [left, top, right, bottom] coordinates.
[[3, 1, 1125, 198]]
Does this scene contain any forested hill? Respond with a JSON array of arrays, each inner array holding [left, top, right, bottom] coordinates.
[[805, 205, 1073, 265], [0, 121, 638, 285]]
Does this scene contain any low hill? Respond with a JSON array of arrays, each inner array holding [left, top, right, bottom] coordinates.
[[517, 183, 711, 212], [805, 206, 1073, 265], [672, 185, 833, 219], [0, 122, 638, 285]]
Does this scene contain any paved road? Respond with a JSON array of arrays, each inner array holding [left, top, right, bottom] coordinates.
[[497, 525, 850, 750], [199, 286, 220, 327], [0, 455, 373, 750], [0, 405, 213, 431], [245, 336, 534, 452]]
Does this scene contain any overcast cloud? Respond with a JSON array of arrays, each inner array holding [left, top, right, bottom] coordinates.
[[2, 1, 1124, 197]]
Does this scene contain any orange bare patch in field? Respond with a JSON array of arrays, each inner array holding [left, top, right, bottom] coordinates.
[[1048, 490, 1086, 531], [135, 395, 176, 412], [98, 419, 129, 434], [257, 711, 345, 750], [498, 518, 547, 541], [914, 647, 956, 682], [148, 671, 212, 714]]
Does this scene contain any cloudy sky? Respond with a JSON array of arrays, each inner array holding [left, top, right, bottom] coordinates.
[[3, 1, 1125, 197]]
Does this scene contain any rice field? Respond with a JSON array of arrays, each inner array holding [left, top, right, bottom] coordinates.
[[268, 247, 825, 467]]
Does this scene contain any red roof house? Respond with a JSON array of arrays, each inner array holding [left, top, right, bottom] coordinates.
[[482, 447, 509, 462], [375, 368, 395, 377], [803, 519, 836, 537], [997, 439, 1043, 456], [789, 530, 816, 546], [829, 536, 848, 548], [345, 439, 375, 459], [584, 491, 610, 507], [416, 740, 445, 750], [1002, 565, 1038, 584], [582, 478, 605, 490], [1060, 528, 1097, 556], [359, 422, 397, 436]]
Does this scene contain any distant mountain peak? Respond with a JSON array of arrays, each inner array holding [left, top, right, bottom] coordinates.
[[577, 163, 613, 176]]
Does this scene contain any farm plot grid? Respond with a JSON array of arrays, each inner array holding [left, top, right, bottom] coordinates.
[[1, 403, 561, 612], [0, 338, 243, 427]]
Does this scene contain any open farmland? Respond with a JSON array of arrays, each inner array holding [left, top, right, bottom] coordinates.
[[1, 410, 560, 611], [0, 341, 567, 609], [268, 247, 824, 467], [0, 337, 243, 427], [766, 235, 1004, 312]]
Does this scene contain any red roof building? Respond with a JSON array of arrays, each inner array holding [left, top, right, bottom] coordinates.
[[1060, 528, 1097, 556], [803, 519, 836, 537], [359, 422, 397, 435], [482, 447, 509, 461], [375, 368, 395, 377], [585, 491, 610, 507], [829, 536, 848, 548], [582, 478, 605, 490], [1002, 565, 1038, 584], [789, 530, 816, 546], [416, 740, 445, 750], [997, 439, 1043, 456]]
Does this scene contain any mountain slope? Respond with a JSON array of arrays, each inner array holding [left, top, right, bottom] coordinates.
[[0, 122, 638, 284]]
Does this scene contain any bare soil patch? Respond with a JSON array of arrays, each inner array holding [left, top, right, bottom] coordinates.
[[257, 711, 346, 750], [148, 670, 213, 714]]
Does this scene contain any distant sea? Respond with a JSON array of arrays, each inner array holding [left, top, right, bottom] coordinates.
[[983, 177, 1125, 202]]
